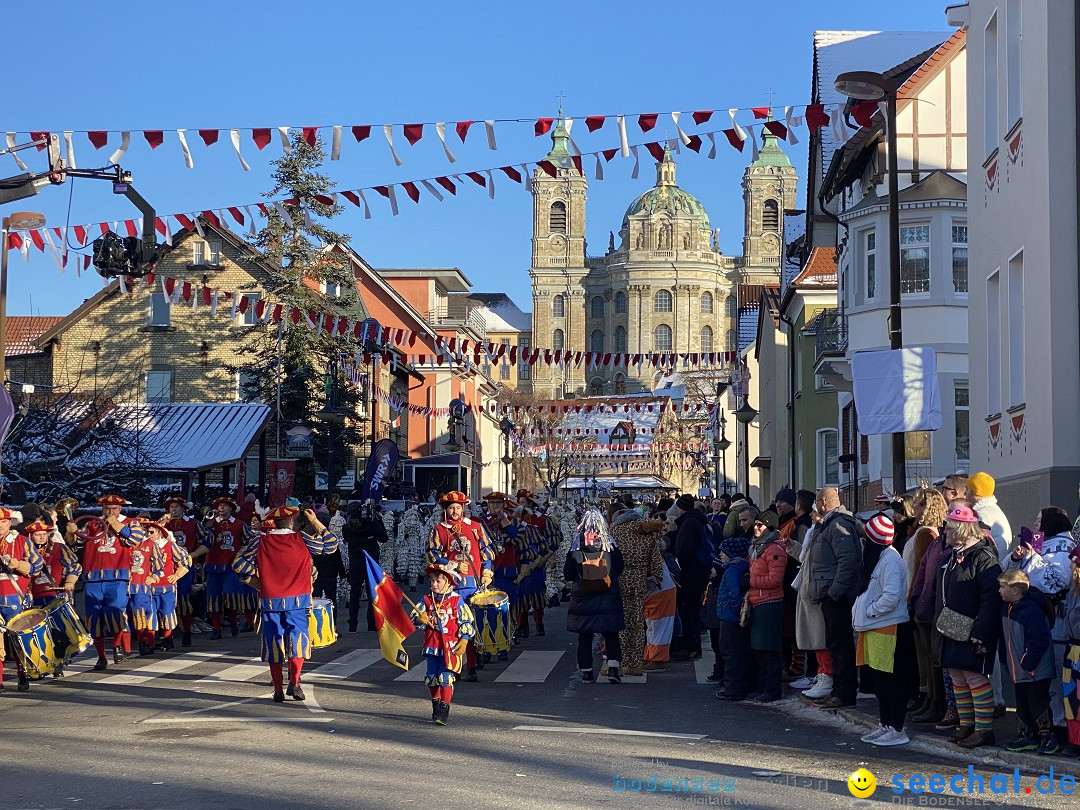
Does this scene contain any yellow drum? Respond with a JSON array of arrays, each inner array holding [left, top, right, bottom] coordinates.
[[469, 589, 511, 656], [7, 608, 59, 678], [308, 598, 337, 649], [45, 597, 92, 660]]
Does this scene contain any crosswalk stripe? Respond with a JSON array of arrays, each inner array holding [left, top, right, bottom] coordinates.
[[305, 649, 383, 682], [693, 657, 714, 685], [595, 672, 647, 685], [494, 651, 564, 683], [99, 652, 228, 686], [394, 662, 428, 682], [195, 657, 265, 683]]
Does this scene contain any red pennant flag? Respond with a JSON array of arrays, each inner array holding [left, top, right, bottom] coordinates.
[[571, 155, 583, 175], [645, 142, 665, 162], [143, 130, 164, 149], [538, 160, 557, 177], [202, 286, 212, 306], [289, 306, 301, 324], [342, 190, 361, 207], [312, 193, 333, 206], [181, 281, 192, 302], [602, 148, 618, 161], [199, 129, 220, 146], [373, 186, 391, 198], [402, 124, 423, 145], [174, 213, 194, 231], [534, 118, 554, 137], [272, 304, 284, 323], [638, 113, 659, 132], [28, 131, 49, 150], [764, 120, 788, 140], [465, 171, 486, 187], [499, 166, 522, 183], [227, 206, 245, 226], [302, 127, 319, 147], [751, 107, 770, 120], [87, 131, 108, 149], [255, 300, 266, 320], [852, 100, 878, 128], [402, 181, 420, 203], [435, 176, 456, 195], [125, 220, 138, 238], [723, 129, 745, 151], [163, 277, 176, 298], [805, 104, 830, 134], [692, 110, 714, 125], [73, 225, 87, 244], [585, 115, 606, 132], [455, 120, 473, 142], [252, 128, 272, 150], [155, 218, 167, 237], [6, 233, 21, 250], [351, 125, 371, 142], [201, 210, 221, 229], [686, 134, 703, 153]]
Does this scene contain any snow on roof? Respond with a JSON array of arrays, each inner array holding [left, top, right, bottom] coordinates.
[[814, 31, 948, 180], [738, 306, 759, 353], [782, 211, 807, 289]]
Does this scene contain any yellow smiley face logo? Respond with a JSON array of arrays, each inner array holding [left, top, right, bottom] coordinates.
[[848, 768, 876, 798]]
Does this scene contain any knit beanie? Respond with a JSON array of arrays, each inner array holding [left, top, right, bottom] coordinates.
[[774, 488, 797, 507], [967, 471, 995, 498], [719, 535, 750, 560], [675, 494, 696, 512], [753, 510, 778, 531], [865, 513, 895, 545]]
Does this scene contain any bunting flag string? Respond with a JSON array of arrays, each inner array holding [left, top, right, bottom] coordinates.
[[7, 102, 837, 172]]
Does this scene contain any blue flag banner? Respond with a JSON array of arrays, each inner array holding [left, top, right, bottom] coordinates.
[[362, 439, 399, 503]]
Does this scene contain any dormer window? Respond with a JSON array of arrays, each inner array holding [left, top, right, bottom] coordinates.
[[193, 239, 221, 267]]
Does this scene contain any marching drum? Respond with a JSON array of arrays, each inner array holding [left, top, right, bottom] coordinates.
[[469, 589, 511, 657], [45, 597, 92, 660], [308, 598, 338, 649], [7, 608, 59, 678]]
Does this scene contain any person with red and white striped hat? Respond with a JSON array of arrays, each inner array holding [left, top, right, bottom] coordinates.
[[853, 512, 916, 748]]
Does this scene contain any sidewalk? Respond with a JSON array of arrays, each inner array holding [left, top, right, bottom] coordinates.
[[782, 689, 1076, 773]]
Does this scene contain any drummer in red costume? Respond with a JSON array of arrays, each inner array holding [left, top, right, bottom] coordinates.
[[0, 507, 44, 691], [66, 494, 146, 670], [426, 491, 493, 682], [481, 493, 527, 661], [162, 497, 209, 647], [515, 489, 562, 638], [205, 496, 256, 639], [232, 505, 338, 703], [141, 519, 192, 653], [26, 520, 81, 678]]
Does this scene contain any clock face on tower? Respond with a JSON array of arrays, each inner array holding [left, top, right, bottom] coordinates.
[[550, 234, 566, 249]]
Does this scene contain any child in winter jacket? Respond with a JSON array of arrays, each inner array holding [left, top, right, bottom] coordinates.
[[998, 569, 1058, 754], [713, 535, 751, 702]]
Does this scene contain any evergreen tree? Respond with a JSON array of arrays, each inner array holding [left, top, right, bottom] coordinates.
[[234, 131, 366, 496]]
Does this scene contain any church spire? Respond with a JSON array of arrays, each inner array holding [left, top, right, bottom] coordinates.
[[544, 104, 572, 161], [655, 143, 677, 187]]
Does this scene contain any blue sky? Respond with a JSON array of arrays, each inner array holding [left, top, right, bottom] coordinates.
[[3, 0, 950, 317]]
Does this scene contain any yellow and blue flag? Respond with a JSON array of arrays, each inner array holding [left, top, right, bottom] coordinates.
[[363, 551, 415, 670]]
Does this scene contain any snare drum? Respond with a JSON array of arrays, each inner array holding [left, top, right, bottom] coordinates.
[[45, 597, 92, 660], [469, 589, 511, 655], [6, 608, 59, 678], [308, 598, 337, 649]]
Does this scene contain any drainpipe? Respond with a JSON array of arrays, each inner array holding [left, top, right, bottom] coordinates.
[[777, 311, 797, 486]]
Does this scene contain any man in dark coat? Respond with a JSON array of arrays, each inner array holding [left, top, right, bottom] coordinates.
[[806, 487, 863, 708], [343, 502, 389, 632], [673, 493, 710, 660]]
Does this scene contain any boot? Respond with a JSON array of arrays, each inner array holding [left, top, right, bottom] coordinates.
[[607, 666, 622, 684], [93, 658, 108, 671], [229, 617, 240, 637], [272, 690, 285, 703], [181, 632, 192, 647], [949, 725, 975, 743], [803, 674, 833, 700], [291, 684, 306, 701], [432, 698, 440, 721], [52, 665, 64, 679], [547, 595, 560, 609], [535, 624, 546, 637], [160, 636, 174, 652], [706, 664, 723, 683], [434, 700, 450, 726], [209, 629, 222, 640], [113, 646, 125, 664], [934, 708, 960, 732], [17, 674, 30, 692]]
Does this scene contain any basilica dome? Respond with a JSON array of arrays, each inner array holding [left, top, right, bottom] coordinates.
[[621, 148, 710, 231]]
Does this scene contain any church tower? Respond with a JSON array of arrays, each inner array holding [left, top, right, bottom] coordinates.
[[528, 113, 589, 398], [739, 130, 798, 284]]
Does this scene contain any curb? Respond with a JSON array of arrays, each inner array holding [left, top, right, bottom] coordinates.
[[781, 692, 1074, 774]]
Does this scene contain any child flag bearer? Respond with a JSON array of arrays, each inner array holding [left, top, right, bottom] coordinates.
[[413, 557, 476, 725]]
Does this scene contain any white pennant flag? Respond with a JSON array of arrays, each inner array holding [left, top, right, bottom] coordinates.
[[278, 127, 292, 154], [420, 179, 444, 202], [229, 129, 251, 170], [727, 109, 746, 142], [210, 289, 220, 316], [330, 125, 342, 160], [5, 133, 27, 170], [630, 145, 640, 179], [385, 185, 399, 216], [176, 129, 194, 169], [616, 115, 629, 157], [230, 287, 240, 319], [192, 216, 206, 238], [273, 201, 294, 228], [435, 122, 457, 163], [109, 131, 131, 164], [748, 126, 760, 161], [485, 169, 495, 200], [485, 120, 497, 150], [594, 154, 603, 181], [671, 111, 691, 146], [162, 217, 173, 246], [42, 229, 63, 272], [830, 105, 849, 143], [63, 131, 77, 169], [243, 205, 257, 237], [383, 124, 403, 166], [357, 189, 372, 220], [706, 132, 717, 159], [563, 118, 583, 157], [119, 275, 129, 294], [784, 105, 802, 145]]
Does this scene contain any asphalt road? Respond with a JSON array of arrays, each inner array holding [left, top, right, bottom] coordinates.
[[2, 604, 1077, 810]]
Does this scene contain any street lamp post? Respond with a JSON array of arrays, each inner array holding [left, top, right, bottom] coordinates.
[[0, 211, 46, 489], [712, 381, 732, 496], [835, 70, 906, 494], [499, 416, 514, 493], [716, 410, 731, 495]]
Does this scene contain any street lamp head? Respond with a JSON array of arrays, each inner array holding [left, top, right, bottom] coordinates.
[[499, 416, 515, 434], [734, 401, 758, 425], [4, 211, 46, 230], [834, 70, 892, 100], [316, 404, 347, 425], [717, 436, 732, 452]]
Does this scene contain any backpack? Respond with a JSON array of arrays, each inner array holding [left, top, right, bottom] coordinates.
[[580, 551, 611, 593], [695, 522, 715, 569]]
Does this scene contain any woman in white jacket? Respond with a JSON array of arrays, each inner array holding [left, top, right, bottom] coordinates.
[[852, 513, 916, 747]]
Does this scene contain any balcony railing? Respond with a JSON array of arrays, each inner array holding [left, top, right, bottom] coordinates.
[[814, 309, 848, 363]]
